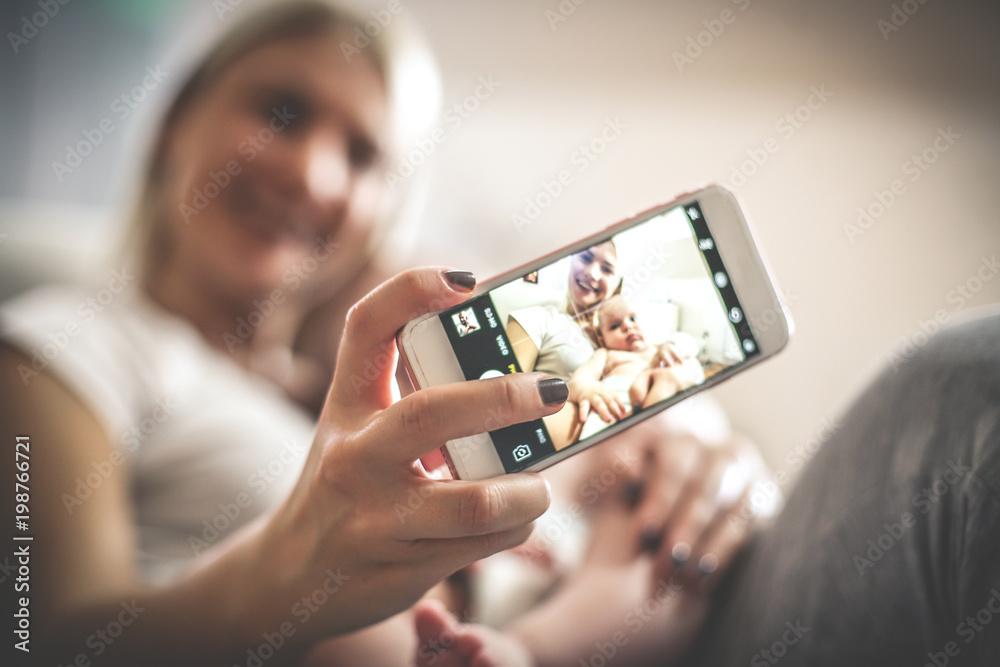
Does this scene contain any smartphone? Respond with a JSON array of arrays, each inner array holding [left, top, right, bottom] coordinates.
[[398, 184, 791, 480]]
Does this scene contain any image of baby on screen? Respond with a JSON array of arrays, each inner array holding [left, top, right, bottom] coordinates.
[[570, 296, 706, 440]]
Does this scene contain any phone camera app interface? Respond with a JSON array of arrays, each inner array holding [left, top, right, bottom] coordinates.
[[440, 200, 760, 473]]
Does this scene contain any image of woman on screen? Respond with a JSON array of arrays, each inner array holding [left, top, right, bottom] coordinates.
[[505, 241, 622, 446]]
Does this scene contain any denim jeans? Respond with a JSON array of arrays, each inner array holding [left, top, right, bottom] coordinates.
[[683, 309, 1000, 666]]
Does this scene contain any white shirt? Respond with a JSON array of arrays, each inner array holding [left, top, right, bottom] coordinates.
[[507, 303, 595, 380], [1, 285, 314, 583]]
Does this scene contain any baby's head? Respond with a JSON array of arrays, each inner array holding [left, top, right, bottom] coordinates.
[[596, 296, 646, 351]]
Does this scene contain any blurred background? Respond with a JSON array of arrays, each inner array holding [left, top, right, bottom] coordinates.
[[1, 0, 998, 478]]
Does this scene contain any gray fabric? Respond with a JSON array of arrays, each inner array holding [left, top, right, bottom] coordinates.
[[684, 310, 1000, 666]]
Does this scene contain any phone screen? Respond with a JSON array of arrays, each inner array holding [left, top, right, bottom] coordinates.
[[439, 201, 759, 472]]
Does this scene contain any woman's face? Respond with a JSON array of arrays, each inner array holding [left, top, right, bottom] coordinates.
[[161, 32, 390, 304], [567, 242, 619, 310]]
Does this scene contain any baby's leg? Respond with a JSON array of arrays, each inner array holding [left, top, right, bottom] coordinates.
[[629, 368, 654, 409], [413, 600, 533, 667], [671, 358, 706, 391], [641, 368, 682, 409]]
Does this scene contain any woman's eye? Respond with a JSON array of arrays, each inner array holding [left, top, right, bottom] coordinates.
[[348, 137, 379, 171], [255, 93, 308, 130]]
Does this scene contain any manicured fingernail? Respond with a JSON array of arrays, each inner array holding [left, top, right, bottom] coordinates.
[[671, 541, 691, 570], [698, 553, 719, 578], [537, 377, 568, 405], [622, 480, 644, 508], [443, 270, 476, 292], [640, 525, 662, 553]]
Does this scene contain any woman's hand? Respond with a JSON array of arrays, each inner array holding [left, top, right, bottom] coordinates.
[[238, 268, 569, 646]]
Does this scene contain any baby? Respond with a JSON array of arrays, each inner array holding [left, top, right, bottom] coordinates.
[[570, 296, 705, 430]]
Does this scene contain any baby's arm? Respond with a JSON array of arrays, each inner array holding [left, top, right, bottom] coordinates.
[[654, 342, 684, 368], [569, 349, 628, 423]]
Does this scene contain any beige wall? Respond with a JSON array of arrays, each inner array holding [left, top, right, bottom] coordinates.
[[391, 0, 1000, 473], [3, 0, 997, 480]]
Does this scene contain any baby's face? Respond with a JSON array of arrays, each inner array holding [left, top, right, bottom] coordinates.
[[599, 302, 646, 351]]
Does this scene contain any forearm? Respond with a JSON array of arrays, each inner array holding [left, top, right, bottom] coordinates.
[[40, 518, 308, 667]]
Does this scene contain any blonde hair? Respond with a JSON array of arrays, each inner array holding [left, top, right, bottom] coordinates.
[[122, 0, 409, 285], [570, 240, 623, 348]]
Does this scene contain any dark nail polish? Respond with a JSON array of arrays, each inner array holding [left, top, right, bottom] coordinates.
[[443, 270, 476, 292], [622, 480, 644, 509], [698, 553, 719, 578], [671, 541, 691, 571], [640, 525, 662, 553], [537, 377, 569, 405]]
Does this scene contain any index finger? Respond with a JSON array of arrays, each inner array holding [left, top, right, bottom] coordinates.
[[370, 372, 569, 463], [332, 268, 476, 411]]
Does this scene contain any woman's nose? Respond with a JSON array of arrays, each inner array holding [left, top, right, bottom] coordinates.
[[292, 133, 351, 207]]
